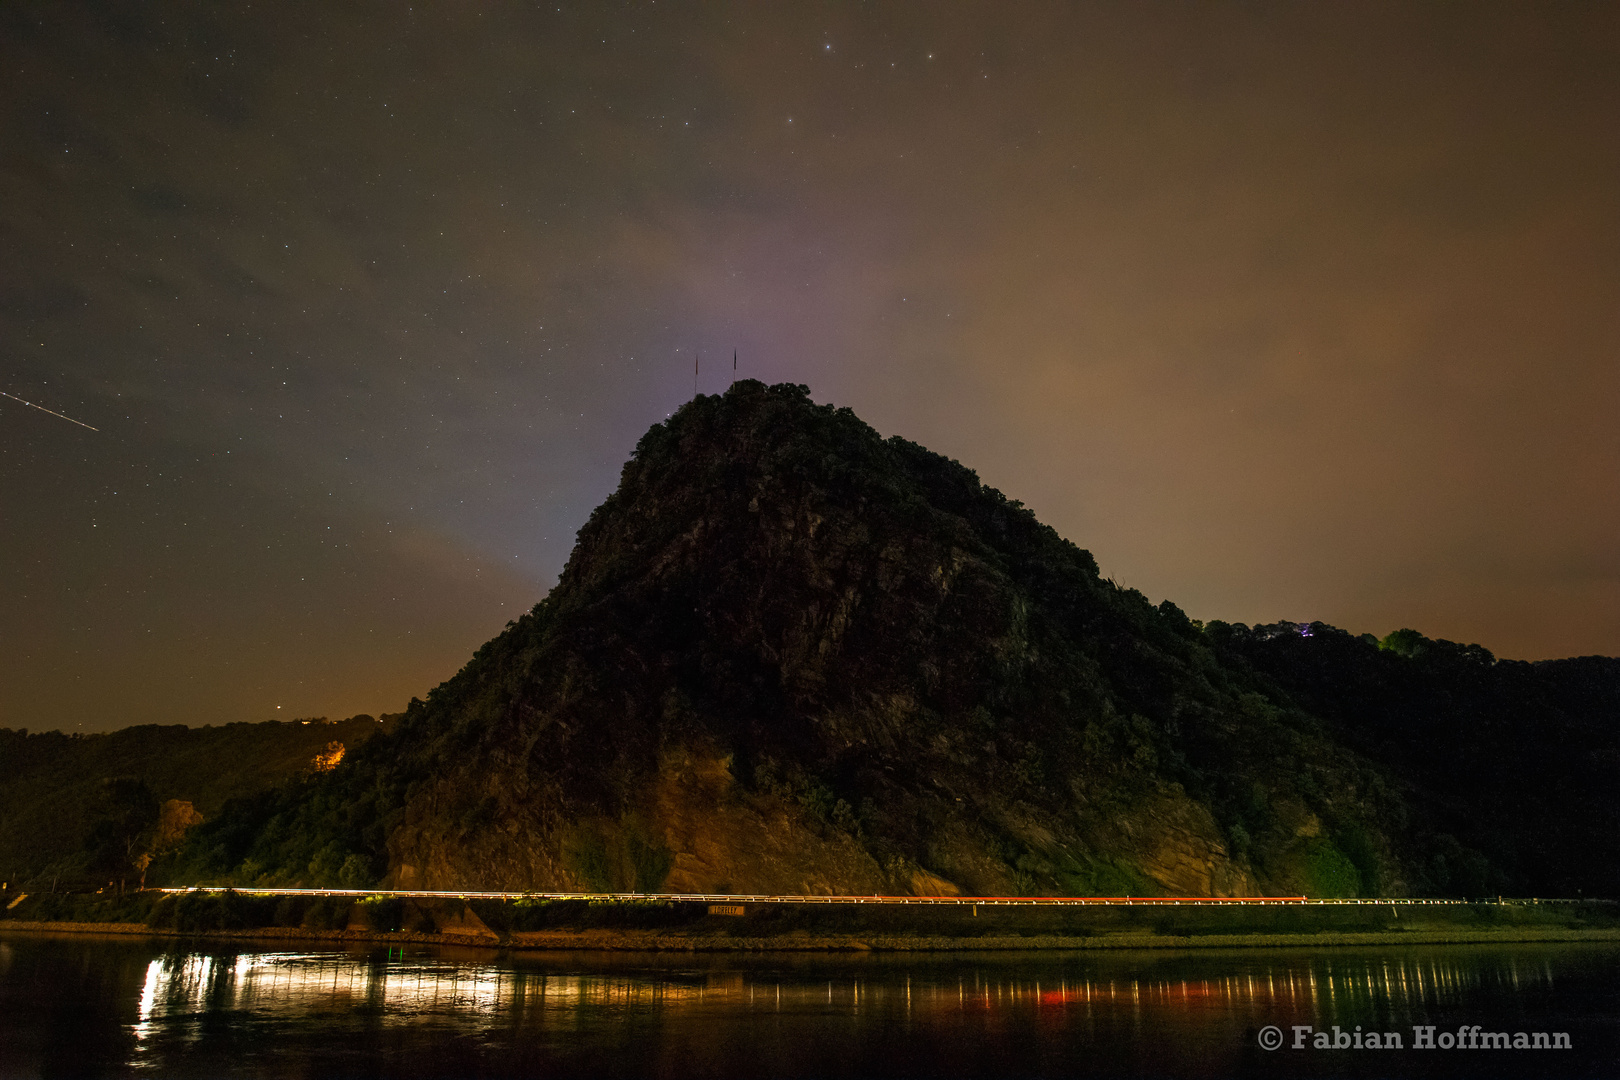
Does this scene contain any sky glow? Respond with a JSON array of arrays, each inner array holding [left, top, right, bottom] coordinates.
[[2, 2, 1616, 731]]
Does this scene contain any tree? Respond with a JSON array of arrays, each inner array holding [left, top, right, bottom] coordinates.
[[134, 799, 205, 889], [83, 777, 159, 894], [309, 742, 346, 773]]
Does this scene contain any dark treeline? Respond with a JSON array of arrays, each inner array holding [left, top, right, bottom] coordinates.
[[0, 716, 395, 891], [1211, 623, 1620, 897]]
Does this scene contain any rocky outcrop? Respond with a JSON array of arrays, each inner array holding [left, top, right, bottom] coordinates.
[[340, 382, 1369, 897], [184, 381, 1620, 899]]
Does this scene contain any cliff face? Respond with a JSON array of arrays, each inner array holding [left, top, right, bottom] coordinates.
[[181, 382, 1620, 898]]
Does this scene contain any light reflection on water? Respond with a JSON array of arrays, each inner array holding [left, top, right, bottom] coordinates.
[[129, 947, 1562, 1034], [4, 934, 1614, 1079]]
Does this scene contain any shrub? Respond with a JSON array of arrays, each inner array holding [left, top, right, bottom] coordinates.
[[145, 889, 275, 931], [302, 896, 352, 930], [273, 894, 307, 927], [356, 894, 402, 932]]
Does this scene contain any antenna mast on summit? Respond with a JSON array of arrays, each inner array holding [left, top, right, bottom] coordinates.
[[693, 350, 698, 400], [733, 349, 737, 385]]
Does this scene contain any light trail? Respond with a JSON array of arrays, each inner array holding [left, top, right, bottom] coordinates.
[[0, 390, 99, 431], [153, 887, 1484, 907]]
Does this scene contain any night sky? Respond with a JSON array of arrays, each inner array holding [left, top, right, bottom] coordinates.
[[3, 3, 1616, 733]]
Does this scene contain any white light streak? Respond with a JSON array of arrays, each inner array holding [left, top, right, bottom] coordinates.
[[0, 390, 99, 431]]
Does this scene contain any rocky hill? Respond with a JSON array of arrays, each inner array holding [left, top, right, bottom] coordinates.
[[171, 382, 1620, 898]]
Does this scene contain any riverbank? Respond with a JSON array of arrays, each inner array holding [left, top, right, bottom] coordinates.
[[5, 919, 1620, 952], [4, 893, 1619, 952]]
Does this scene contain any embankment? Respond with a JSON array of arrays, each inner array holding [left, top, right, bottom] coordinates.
[[3, 892, 1618, 952]]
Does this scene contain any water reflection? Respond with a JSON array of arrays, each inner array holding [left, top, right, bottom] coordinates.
[[132, 949, 711, 1039], [3, 934, 1613, 1078], [127, 946, 1569, 1035]]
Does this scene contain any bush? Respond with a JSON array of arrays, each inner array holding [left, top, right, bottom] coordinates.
[[273, 894, 307, 927], [401, 902, 436, 934], [145, 889, 276, 931], [2, 890, 162, 925], [356, 894, 402, 932], [498, 896, 693, 931], [302, 896, 352, 930], [1302, 840, 1362, 899]]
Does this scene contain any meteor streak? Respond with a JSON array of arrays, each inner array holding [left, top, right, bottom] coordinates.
[[0, 390, 99, 431]]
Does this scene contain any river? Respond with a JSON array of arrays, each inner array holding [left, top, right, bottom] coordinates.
[[1, 933, 1616, 1078]]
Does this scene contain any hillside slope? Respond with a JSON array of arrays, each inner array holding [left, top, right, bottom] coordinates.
[[174, 382, 1620, 898], [0, 716, 392, 887], [1214, 625, 1620, 897]]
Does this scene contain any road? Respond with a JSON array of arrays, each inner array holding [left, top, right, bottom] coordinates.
[[157, 888, 1482, 907]]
